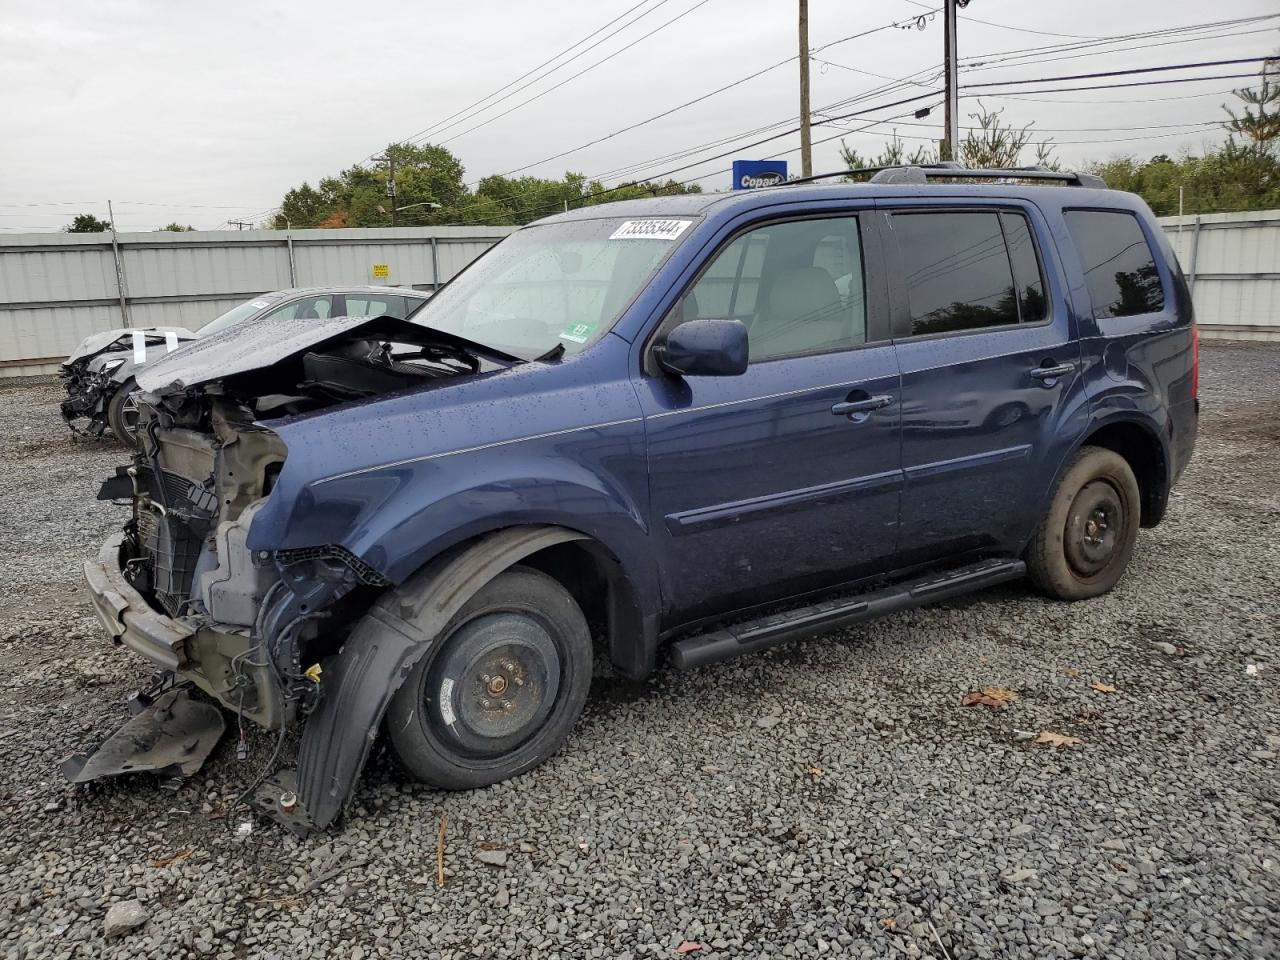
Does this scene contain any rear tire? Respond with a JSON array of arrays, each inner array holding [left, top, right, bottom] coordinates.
[[386, 566, 592, 790], [106, 379, 140, 448], [1026, 446, 1141, 600]]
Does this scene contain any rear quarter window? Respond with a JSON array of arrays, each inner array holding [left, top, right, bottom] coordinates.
[[1063, 210, 1164, 318]]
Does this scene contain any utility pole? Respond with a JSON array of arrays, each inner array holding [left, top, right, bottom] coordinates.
[[106, 200, 131, 328], [373, 153, 398, 226], [799, 0, 812, 177], [941, 0, 960, 161]]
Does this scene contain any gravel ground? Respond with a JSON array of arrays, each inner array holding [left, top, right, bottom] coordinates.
[[0, 343, 1277, 960]]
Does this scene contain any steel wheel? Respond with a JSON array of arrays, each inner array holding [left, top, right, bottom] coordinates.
[[386, 566, 592, 789]]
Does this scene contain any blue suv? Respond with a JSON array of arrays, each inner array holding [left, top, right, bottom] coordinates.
[[77, 165, 1198, 831]]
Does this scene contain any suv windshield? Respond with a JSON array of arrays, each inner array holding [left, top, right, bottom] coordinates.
[[200, 295, 282, 336], [413, 216, 695, 359]]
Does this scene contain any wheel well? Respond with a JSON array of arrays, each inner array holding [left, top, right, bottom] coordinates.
[[1083, 421, 1168, 527], [519, 540, 650, 678]]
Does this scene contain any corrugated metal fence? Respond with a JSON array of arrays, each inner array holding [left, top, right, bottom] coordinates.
[[0, 226, 513, 377], [1159, 209, 1280, 342], [2, 211, 1275, 376]]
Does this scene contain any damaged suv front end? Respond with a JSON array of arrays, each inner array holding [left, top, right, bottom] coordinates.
[[78, 309, 519, 826]]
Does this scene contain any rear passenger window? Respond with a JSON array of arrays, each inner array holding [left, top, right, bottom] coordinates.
[[892, 211, 1021, 336], [684, 216, 868, 362], [1064, 210, 1164, 318], [1001, 212, 1047, 324]]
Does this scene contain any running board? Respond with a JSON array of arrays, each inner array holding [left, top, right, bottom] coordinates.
[[669, 558, 1025, 671]]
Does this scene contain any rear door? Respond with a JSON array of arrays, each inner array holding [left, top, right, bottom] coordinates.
[[882, 201, 1089, 564], [636, 210, 903, 624]]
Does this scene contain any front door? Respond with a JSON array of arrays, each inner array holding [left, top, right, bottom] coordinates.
[[882, 204, 1088, 564], [636, 212, 903, 625]]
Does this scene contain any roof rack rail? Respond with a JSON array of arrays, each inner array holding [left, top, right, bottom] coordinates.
[[779, 163, 1107, 190]]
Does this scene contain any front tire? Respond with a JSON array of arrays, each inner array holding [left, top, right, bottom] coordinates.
[[1026, 446, 1141, 600], [386, 566, 592, 790], [106, 379, 141, 447]]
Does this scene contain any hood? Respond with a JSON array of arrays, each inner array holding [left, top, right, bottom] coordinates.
[[135, 313, 519, 395], [65, 327, 198, 366]]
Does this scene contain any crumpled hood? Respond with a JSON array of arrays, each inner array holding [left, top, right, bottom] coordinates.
[[64, 327, 197, 366], [136, 313, 461, 395]]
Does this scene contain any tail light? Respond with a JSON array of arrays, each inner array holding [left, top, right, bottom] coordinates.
[[1191, 323, 1199, 400]]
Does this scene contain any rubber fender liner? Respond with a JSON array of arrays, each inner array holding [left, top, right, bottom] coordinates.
[[294, 525, 588, 828]]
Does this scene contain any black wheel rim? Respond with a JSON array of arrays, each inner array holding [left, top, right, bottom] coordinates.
[[1064, 479, 1123, 578], [423, 612, 562, 760]]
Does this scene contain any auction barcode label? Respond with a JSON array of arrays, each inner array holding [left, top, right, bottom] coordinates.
[[608, 219, 693, 241]]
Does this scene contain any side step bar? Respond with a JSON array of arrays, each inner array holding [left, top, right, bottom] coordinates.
[[669, 558, 1025, 671]]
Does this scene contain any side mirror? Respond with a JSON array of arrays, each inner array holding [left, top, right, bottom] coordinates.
[[654, 318, 749, 377]]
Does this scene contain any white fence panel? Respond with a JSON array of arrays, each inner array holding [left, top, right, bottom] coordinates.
[[1160, 210, 1280, 342], [0, 225, 513, 376]]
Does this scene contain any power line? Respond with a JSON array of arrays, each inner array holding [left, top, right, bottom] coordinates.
[[962, 72, 1262, 97], [958, 13, 1280, 69], [381, 0, 668, 154], [963, 56, 1274, 90], [434, 0, 718, 148], [471, 65, 944, 219], [899, 0, 1101, 40], [489, 10, 943, 183]]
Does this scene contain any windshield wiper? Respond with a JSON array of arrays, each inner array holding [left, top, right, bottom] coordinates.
[[533, 343, 566, 363]]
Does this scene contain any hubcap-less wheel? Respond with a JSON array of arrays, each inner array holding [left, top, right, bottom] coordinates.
[[425, 613, 562, 760], [1064, 479, 1122, 577], [386, 566, 593, 790]]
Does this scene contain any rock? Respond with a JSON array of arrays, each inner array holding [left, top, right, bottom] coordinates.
[[103, 899, 149, 938], [476, 849, 508, 867], [1035, 899, 1064, 917], [756, 715, 781, 730], [1003, 868, 1038, 883], [1101, 839, 1127, 852], [1009, 824, 1033, 838], [1150, 641, 1178, 656]]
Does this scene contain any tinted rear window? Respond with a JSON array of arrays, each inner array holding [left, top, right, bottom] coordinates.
[[1064, 210, 1164, 318], [892, 211, 1020, 335]]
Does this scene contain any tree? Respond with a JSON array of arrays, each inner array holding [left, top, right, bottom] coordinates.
[[158, 223, 194, 231], [1224, 54, 1280, 156], [65, 213, 111, 233], [838, 103, 1056, 177], [273, 142, 470, 229]]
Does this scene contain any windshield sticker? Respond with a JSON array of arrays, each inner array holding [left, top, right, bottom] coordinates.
[[249, 300, 270, 309], [559, 322, 600, 344], [608, 219, 692, 241]]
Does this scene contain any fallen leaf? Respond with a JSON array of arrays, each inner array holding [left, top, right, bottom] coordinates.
[[961, 687, 1017, 709], [256, 896, 303, 909], [808, 766, 823, 778], [675, 942, 705, 955], [1089, 680, 1117, 694], [881, 917, 896, 930], [1036, 731, 1083, 747], [151, 849, 193, 868], [1060, 666, 1080, 677]]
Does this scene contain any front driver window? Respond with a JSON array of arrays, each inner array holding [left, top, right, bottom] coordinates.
[[683, 217, 867, 363]]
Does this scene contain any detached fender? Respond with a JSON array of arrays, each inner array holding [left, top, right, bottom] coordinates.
[[295, 525, 587, 829]]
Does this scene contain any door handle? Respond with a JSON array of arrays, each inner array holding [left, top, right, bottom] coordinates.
[[831, 394, 893, 417], [1029, 362, 1075, 381]]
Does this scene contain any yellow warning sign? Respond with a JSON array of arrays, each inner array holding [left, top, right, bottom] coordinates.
[[371, 263, 390, 278]]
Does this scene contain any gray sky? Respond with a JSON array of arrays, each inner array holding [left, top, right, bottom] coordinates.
[[1, 0, 1275, 231]]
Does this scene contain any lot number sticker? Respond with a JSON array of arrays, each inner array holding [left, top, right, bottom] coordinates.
[[608, 219, 692, 241]]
